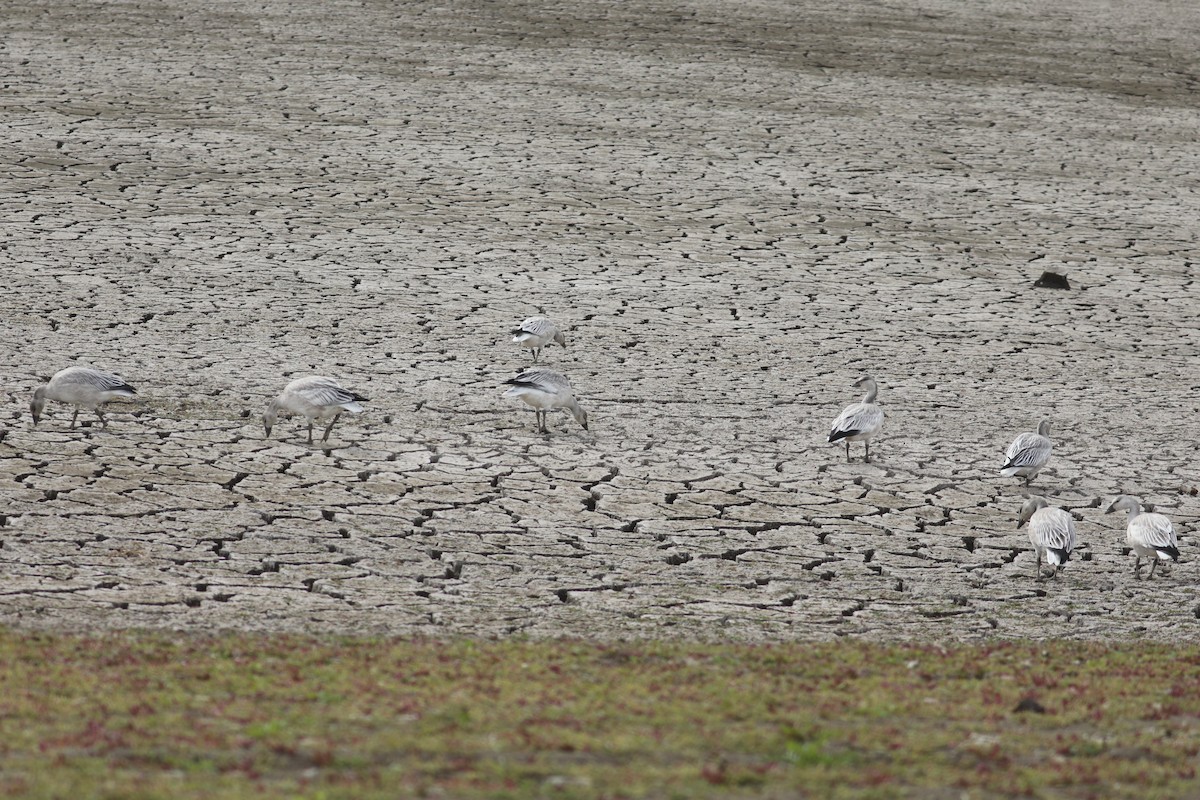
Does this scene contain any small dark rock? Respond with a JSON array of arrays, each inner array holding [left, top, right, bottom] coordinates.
[[1014, 696, 1047, 714], [1033, 271, 1071, 289]]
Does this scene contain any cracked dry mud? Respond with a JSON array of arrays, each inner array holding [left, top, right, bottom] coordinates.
[[3, 0, 1200, 642]]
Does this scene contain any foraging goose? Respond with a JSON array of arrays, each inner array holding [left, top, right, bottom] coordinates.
[[31, 366, 137, 429], [1001, 420, 1053, 485], [503, 368, 588, 433], [827, 376, 884, 462], [512, 317, 566, 363], [1017, 496, 1076, 580], [1105, 495, 1179, 579], [263, 376, 368, 444]]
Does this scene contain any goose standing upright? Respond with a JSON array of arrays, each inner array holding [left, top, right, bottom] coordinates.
[[828, 376, 884, 463], [1105, 495, 1179, 579], [1001, 420, 1053, 485], [1017, 496, 1076, 580]]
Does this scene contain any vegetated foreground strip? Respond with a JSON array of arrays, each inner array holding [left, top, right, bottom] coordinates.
[[2, 631, 1199, 798]]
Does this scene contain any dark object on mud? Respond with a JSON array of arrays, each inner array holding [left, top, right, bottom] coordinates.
[[1013, 696, 1047, 714], [1033, 271, 1071, 289]]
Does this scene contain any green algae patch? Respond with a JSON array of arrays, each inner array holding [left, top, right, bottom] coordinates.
[[1, 632, 1198, 798]]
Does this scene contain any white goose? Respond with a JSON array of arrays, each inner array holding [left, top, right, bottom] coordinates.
[[503, 368, 588, 433], [1106, 495, 1179, 579], [31, 366, 137, 429], [827, 376, 884, 462], [512, 317, 566, 363], [263, 376, 368, 444], [1001, 420, 1053, 485], [1017, 496, 1076, 580]]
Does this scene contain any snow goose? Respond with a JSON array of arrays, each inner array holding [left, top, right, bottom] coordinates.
[[264, 376, 368, 444], [503, 368, 588, 433], [512, 317, 566, 363], [1001, 420, 1053, 485], [1017, 496, 1076, 580], [827, 376, 884, 462], [1105, 495, 1179, 579], [31, 366, 137, 429]]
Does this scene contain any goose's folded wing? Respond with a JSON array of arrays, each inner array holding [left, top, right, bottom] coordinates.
[[1036, 509, 1076, 551], [829, 403, 882, 439], [72, 369, 136, 394], [515, 318, 553, 336], [1004, 434, 1050, 467], [296, 381, 363, 407], [506, 369, 568, 393], [1140, 515, 1178, 549]]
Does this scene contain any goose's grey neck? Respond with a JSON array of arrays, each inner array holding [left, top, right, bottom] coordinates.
[[1037, 419, 1051, 436], [861, 381, 878, 404]]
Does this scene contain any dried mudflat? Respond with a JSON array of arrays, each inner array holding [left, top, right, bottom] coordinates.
[[2, 0, 1200, 642]]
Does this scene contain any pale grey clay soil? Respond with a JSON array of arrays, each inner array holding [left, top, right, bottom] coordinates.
[[3, 0, 1200, 641]]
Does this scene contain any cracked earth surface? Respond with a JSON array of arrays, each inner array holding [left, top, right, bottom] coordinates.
[[3, 0, 1200, 642]]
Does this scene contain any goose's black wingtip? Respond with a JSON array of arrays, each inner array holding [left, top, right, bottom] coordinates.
[[828, 429, 858, 444]]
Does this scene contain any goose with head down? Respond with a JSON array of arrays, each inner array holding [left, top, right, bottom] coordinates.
[[264, 376, 368, 444], [503, 368, 588, 434], [31, 366, 137, 429], [512, 317, 566, 363]]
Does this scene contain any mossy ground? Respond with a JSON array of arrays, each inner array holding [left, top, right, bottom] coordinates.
[[2, 631, 1199, 798]]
